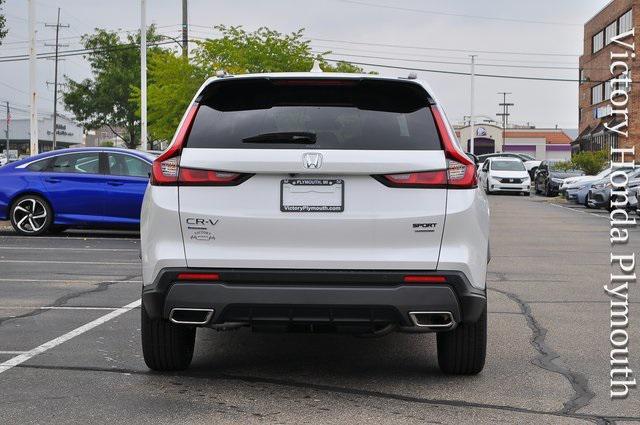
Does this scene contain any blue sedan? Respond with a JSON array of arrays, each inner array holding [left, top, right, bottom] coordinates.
[[0, 148, 156, 235]]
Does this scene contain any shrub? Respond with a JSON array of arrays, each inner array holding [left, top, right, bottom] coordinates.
[[551, 160, 574, 172], [571, 150, 608, 175]]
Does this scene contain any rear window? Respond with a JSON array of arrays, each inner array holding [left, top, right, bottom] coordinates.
[[491, 160, 525, 171], [186, 78, 442, 150]]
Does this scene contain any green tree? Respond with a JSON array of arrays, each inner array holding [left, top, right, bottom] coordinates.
[[131, 49, 208, 143], [141, 25, 369, 141], [63, 27, 161, 149], [0, 0, 8, 45], [571, 150, 609, 175]]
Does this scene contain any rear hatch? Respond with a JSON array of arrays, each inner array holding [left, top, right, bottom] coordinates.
[[166, 77, 469, 270]]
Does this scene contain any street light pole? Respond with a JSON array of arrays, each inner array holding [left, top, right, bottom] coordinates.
[[469, 55, 477, 155], [28, 0, 38, 155], [140, 0, 147, 151], [5, 102, 9, 159]]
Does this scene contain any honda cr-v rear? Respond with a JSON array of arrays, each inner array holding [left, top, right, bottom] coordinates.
[[140, 72, 490, 375]]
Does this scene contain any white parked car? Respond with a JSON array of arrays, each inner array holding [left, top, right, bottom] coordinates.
[[476, 153, 540, 178], [0, 154, 7, 166], [478, 157, 531, 195], [140, 72, 490, 375]]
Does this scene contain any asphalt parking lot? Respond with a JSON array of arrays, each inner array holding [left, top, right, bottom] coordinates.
[[0, 194, 638, 424]]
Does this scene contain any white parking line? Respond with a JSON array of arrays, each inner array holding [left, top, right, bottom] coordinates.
[[0, 235, 138, 241], [0, 279, 141, 283], [0, 246, 139, 252], [0, 260, 140, 265], [0, 299, 141, 375], [549, 203, 609, 219], [0, 351, 27, 355], [0, 306, 120, 311]]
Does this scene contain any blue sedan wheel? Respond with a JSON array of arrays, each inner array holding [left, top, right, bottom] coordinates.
[[10, 195, 53, 236]]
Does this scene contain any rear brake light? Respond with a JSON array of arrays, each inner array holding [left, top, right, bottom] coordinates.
[[378, 170, 447, 188], [178, 168, 251, 186], [177, 273, 220, 281], [373, 107, 477, 189], [403, 275, 447, 283], [151, 104, 199, 186], [431, 106, 477, 188]]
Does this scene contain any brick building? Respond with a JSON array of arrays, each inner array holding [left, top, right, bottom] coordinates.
[[575, 1, 636, 154]]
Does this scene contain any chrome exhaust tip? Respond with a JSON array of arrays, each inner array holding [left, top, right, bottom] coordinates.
[[169, 308, 214, 325], [408, 311, 455, 329]]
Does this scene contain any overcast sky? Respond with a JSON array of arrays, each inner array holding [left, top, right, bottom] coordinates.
[[0, 0, 609, 130]]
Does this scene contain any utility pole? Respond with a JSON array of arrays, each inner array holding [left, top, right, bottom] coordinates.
[[469, 55, 477, 155], [45, 8, 69, 151], [28, 0, 38, 156], [140, 0, 147, 151], [496, 92, 514, 151], [181, 0, 188, 60], [5, 102, 9, 159]]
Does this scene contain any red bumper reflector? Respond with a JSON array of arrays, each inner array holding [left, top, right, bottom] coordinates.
[[403, 275, 447, 283], [177, 273, 220, 281]]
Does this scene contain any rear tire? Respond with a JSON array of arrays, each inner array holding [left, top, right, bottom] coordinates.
[[141, 303, 196, 371], [437, 306, 487, 375]]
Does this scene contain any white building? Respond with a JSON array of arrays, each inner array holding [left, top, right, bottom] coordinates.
[[2, 115, 83, 156]]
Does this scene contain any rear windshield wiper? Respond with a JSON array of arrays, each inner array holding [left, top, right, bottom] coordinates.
[[242, 132, 316, 144]]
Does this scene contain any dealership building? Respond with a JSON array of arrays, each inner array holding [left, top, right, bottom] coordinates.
[[574, 1, 636, 154], [454, 124, 573, 161], [2, 115, 82, 157]]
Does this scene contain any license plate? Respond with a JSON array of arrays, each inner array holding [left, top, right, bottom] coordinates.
[[281, 179, 344, 212]]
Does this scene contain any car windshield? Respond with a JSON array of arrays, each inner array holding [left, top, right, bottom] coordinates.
[[490, 160, 525, 171], [519, 154, 535, 161]]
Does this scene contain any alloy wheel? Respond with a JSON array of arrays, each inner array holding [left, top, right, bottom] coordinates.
[[12, 198, 48, 234]]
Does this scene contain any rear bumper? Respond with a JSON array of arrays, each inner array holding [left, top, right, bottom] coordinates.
[[142, 268, 486, 329]]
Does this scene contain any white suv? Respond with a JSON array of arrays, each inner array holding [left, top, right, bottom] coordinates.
[[140, 73, 490, 375]]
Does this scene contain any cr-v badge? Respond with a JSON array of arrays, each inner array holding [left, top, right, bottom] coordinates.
[[303, 153, 322, 169]]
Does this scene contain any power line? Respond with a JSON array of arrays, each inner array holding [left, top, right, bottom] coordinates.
[[187, 24, 580, 57], [310, 50, 579, 70], [321, 57, 601, 83], [334, 0, 582, 27], [310, 37, 579, 57], [0, 40, 175, 62], [310, 43, 579, 65]]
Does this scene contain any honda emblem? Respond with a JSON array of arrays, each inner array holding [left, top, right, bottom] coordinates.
[[303, 153, 323, 169]]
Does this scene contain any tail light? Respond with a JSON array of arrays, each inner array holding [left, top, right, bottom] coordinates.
[[376, 170, 447, 188], [151, 104, 199, 186], [431, 105, 477, 188], [375, 106, 477, 189], [150, 103, 250, 186], [178, 168, 251, 186]]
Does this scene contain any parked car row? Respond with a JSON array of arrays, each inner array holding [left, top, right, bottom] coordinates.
[[560, 166, 640, 211]]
